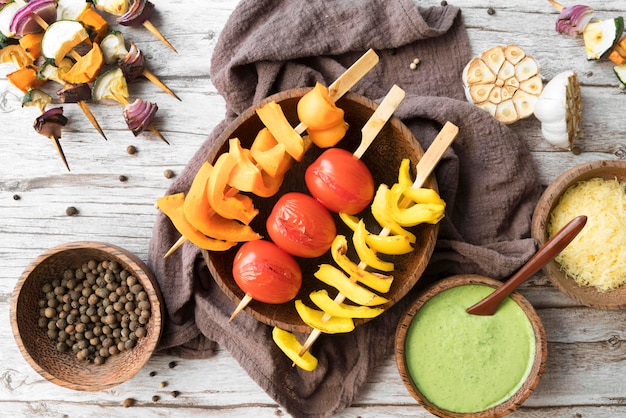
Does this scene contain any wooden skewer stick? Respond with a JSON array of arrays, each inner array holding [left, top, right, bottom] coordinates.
[[142, 68, 181, 101], [547, 0, 565, 12], [49, 135, 71, 171], [297, 121, 460, 358], [229, 294, 253, 322], [163, 49, 381, 260], [113, 92, 169, 144], [143, 19, 177, 53]]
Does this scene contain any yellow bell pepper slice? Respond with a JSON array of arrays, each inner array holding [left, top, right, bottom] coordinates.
[[249, 128, 293, 178], [295, 300, 355, 334], [309, 290, 384, 319], [227, 138, 283, 198], [272, 327, 318, 371], [330, 236, 393, 293], [389, 183, 445, 227], [353, 219, 394, 272], [371, 184, 417, 240], [339, 212, 415, 254], [314, 264, 388, 307]]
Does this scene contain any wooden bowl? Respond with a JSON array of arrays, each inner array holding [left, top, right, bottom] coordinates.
[[10, 242, 164, 391], [395, 275, 547, 417], [204, 88, 439, 333], [531, 160, 626, 309]]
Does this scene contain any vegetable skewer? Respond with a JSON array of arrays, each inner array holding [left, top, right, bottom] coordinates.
[[112, 92, 169, 144], [30, 12, 108, 140], [229, 84, 405, 323], [115, 0, 177, 53], [162, 49, 380, 258], [297, 121, 459, 358]]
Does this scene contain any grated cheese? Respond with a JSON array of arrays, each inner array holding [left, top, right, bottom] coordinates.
[[548, 177, 626, 292]]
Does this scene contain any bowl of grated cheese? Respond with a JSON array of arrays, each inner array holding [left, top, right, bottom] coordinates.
[[531, 160, 626, 309]]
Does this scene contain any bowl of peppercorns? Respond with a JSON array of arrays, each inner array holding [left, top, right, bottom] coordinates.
[[10, 242, 164, 391]]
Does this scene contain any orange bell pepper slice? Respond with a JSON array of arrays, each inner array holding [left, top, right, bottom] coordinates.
[[206, 153, 258, 225], [256, 101, 305, 161], [7, 66, 45, 93], [297, 82, 345, 131], [156, 193, 237, 251], [77, 7, 109, 44], [62, 42, 104, 84], [228, 138, 284, 198], [0, 45, 33, 68], [18, 33, 43, 61], [183, 161, 262, 242], [249, 128, 293, 178]]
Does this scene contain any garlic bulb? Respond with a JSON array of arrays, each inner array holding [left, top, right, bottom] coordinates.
[[462, 45, 543, 124], [533, 70, 582, 149]]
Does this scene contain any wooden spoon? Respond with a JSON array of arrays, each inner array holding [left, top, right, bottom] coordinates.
[[466, 215, 587, 316]]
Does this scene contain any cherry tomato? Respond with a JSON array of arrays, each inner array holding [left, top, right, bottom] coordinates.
[[267, 192, 336, 258], [232, 240, 302, 304], [305, 148, 375, 215]]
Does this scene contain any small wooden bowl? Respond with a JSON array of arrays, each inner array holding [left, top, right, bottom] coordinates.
[[10, 242, 164, 391], [531, 160, 626, 309], [204, 88, 439, 333], [395, 275, 547, 417]]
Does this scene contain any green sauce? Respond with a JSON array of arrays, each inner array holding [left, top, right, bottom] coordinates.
[[405, 284, 536, 413]]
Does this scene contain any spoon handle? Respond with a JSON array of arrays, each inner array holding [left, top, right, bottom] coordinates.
[[466, 215, 587, 316]]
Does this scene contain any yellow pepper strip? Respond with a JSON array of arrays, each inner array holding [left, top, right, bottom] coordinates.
[[272, 327, 318, 371], [309, 289, 384, 319], [256, 101, 305, 161], [183, 161, 262, 242], [339, 212, 415, 255], [249, 128, 293, 178], [353, 219, 395, 272], [295, 300, 355, 334], [371, 184, 417, 241], [314, 264, 389, 306], [156, 193, 237, 251], [397, 158, 414, 188], [206, 153, 258, 225], [389, 183, 445, 227], [330, 235, 393, 293], [227, 138, 283, 198]]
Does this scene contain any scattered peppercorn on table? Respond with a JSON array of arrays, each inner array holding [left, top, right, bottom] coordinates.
[[2, 0, 626, 416]]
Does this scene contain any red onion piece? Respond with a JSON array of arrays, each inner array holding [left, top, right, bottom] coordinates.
[[119, 42, 145, 81], [123, 98, 157, 136], [34, 107, 68, 140], [57, 83, 92, 103], [10, 0, 57, 37], [116, 0, 154, 27], [556, 5, 594, 37]]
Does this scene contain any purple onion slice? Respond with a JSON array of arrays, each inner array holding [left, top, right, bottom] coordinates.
[[34, 107, 68, 140], [556, 5, 594, 37], [10, 0, 57, 37], [116, 0, 154, 27], [119, 41, 145, 81], [123, 98, 157, 136]]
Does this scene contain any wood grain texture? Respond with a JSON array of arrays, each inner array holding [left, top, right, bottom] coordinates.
[[2, 0, 626, 416]]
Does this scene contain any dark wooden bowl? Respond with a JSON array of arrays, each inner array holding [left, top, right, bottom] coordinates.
[[204, 88, 439, 333], [531, 160, 626, 310], [395, 274, 547, 417], [10, 242, 164, 391]]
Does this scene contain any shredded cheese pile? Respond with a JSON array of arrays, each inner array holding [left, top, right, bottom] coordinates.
[[548, 177, 626, 292]]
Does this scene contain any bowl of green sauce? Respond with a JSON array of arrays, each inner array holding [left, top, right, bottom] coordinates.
[[395, 274, 547, 417]]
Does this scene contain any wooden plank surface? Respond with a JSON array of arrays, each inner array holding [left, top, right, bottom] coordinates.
[[2, 0, 626, 416]]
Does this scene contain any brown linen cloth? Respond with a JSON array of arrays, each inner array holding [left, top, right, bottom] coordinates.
[[148, 1, 542, 417]]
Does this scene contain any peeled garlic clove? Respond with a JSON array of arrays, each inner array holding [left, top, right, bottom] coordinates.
[[533, 70, 582, 149], [462, 44, 542, 124]]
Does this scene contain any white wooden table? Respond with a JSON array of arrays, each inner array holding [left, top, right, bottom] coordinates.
[[2, 0, 626, 416]]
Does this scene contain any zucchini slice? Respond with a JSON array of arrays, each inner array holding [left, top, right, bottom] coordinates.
[[583, 17, 625, 60], [92, 66, 128, 102], [615, 62, 626, 85], [41, 20, 89, 66], [0, 1, 20, 38]]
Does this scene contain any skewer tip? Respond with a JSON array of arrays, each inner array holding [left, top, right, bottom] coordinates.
[[143, 20, 177, 52], [229, 294, 253, 322]]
